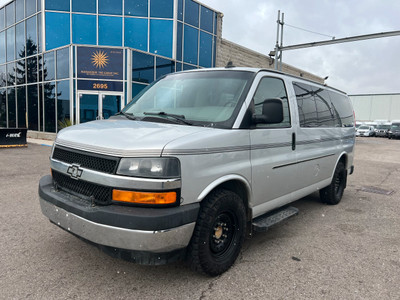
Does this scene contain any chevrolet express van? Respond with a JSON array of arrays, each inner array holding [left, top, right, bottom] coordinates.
[[39, 68, 355, 276]]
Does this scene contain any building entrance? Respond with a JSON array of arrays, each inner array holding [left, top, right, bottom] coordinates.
[[77, 92, 123, 124]]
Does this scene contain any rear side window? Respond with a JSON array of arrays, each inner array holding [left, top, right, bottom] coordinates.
[[253, 77, 291, 128], [293, 82, 345, 127], [328, 91, 354, 127]]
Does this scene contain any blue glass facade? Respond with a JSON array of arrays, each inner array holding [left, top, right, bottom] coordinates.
[[0, 0, 219, 132]]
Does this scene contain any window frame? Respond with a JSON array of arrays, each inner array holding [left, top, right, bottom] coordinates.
[[251, 75, 292, 129]]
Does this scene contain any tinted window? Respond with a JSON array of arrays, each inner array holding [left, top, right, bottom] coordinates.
[[26, 55, 38, 83], [6, 2, 15, 27], [17, 85, 26, 127], [16, 21, 25, 58], [132, 51, 154, 83], [27, 83, 38, 130], [56, 47, 69, 79], [328, 91, 354, 127], [26, 15, 37, 54], [16, 58, 26, 84], [314, 88, 339, 127], [7, 87, 16, 127], [72, 0, 96, 13], [183, 25, 198, 65], [150, 0, 173, 18], [0, 64, 5, 87], [99, 0, 122, 15], [294, 82, 349, 128], [0, 31, 5, 64], [37, 12, 42, 52], [177, 0, 183, 21], [200, 6, 213, 33], [45, 12, 70, 50], [43, 52, 55, 81], [72, 14, 96, 45], [253, 77, 290, 128], [98, 16, 122, 46], [0, 88, 6, 127], [132, 82, 147, 98], [199, 31, 212, 68], [6, 62, 15, 86], [155, 57, 174, 80], [16, 0, 24, 22], [293, 82, 318, 127], [45, 0, 70, 12], [26, 0, 36, 17], [7, 26, 15, 62], [176, 22, 183, 61], [43, 81, 56, 132], [0, 8, 4, 30], [184, 0, 199, 27], [149, 19, 173, 58], [125, 0, 148, 17], [57, 80, 69, 131], [124, 17, 147, 51]]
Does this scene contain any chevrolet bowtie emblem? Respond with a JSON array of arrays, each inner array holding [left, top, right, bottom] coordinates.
[[67, 164, 83, 180]]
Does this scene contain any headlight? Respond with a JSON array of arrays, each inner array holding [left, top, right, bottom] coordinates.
[[117, 157, 180, 178], [388, 131, 392, 134]]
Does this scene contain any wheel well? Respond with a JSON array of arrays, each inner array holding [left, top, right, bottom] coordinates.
[[207, 180, 251, 222], [339, 154, 348, 169]]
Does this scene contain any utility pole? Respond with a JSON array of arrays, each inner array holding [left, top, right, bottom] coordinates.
[[274, 11, 284, 71]]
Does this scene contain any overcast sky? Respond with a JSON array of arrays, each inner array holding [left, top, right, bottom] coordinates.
[[201, 0, 400, 95], [1, 0, 399, 94]]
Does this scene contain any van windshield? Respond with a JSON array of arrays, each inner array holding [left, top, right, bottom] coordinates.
[[359, 125, 369, 130], [123, 70, 254, 128]]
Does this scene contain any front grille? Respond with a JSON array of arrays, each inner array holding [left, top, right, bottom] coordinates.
[[53, 146, 119, 174], [52, 170, 112, 205]]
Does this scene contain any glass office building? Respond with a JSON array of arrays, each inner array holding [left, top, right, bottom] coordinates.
[[0, 0, 219, 133]]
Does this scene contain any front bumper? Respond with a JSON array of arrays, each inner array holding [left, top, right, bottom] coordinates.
[[375, 131, 387, 137], [39, 175, 199, 253]]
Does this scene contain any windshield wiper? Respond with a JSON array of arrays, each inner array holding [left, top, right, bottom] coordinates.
[[115, 111, 137, 121], [143, 111, 193, 125]]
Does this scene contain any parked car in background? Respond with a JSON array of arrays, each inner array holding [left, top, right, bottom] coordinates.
[[356, 125, 375, 137], [374, 123, 391, 137], [388, 122, 400, 139]]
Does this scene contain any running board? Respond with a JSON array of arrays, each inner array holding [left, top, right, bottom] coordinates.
[[252, 206, 299, 232]]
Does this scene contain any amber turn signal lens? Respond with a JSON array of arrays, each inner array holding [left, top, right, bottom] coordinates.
[[112, 190, 177, 205]]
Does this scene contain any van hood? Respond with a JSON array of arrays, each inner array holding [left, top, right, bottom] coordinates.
[[55, 119, 209, 157]]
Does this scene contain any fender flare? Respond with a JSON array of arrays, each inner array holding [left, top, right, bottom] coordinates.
[[196, 174, 252, 204]]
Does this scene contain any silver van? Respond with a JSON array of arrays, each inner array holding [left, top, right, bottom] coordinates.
[[39, 68, 355, 275]]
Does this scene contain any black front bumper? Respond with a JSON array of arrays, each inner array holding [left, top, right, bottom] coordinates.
[[39, 175, 199, 231]]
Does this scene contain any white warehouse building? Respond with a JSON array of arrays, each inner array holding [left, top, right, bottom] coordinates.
[[349, 94, 400, 122]]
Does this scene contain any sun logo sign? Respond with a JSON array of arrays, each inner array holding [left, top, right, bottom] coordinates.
[[91, 50, 109, 68]]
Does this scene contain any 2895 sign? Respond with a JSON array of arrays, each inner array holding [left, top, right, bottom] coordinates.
[[93, 83, 108, 90]]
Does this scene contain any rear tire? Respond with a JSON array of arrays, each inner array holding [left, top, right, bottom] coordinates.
[[320, 161, 347, 205], [187, 189, 246, 276]]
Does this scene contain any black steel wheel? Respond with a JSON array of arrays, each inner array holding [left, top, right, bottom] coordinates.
[[187, 189, 246, 276], [320, 161, 347, 205]]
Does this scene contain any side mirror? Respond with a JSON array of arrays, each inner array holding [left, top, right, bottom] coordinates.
[[252, 98, 284, 124]]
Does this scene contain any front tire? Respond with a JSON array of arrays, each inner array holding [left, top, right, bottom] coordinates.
[[187, 189, 246, 276], [320, 161, 347, 205]]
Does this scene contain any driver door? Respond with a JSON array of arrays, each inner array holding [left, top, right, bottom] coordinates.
[[249, 75, 298, 216]]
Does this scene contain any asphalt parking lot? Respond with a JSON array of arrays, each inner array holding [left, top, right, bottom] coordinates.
[[1, 137, 399, 299]]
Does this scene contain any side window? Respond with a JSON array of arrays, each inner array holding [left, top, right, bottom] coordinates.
[[314, 88, 340, 127], [328, 91, 354, 127], [253, 77, 290, 128], [293, 82, 317, 127]]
